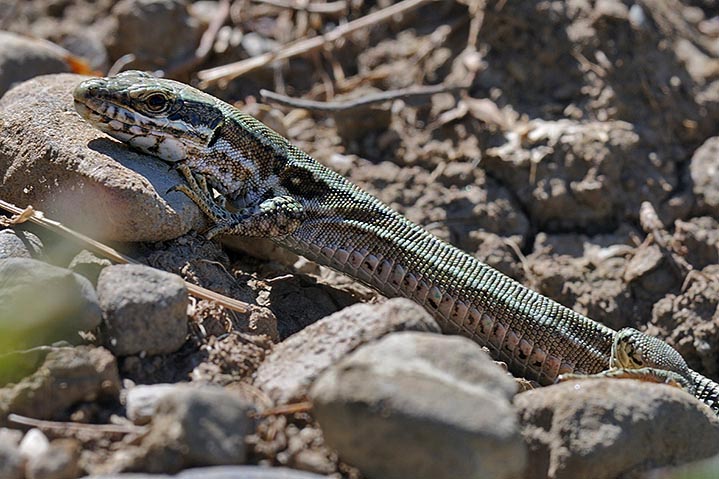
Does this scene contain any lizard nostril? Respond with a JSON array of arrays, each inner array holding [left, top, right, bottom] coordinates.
[[73, 80, 103, 101]]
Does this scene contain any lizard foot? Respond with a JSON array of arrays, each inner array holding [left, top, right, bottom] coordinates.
[[557, 368, 687, 390], [204, 195, 306, 239], [168, 182, 233, 226], [168, 163, 236, 227], [557, 327, 695, 394]]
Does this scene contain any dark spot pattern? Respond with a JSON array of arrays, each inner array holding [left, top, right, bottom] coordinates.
[[167, 100, 223, 131], [279, 165, 327, 198]]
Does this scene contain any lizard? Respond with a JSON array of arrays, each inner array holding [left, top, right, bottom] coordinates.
[[73, 70, 719, 414]]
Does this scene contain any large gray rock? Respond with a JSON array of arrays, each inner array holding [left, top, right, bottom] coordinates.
[[0, 73, 204, 241], [516, 379, 719, 479], [0, 32, 69, 97], [0, 258, 101, 352], [97, 264, 188, 356], [121, 386, 256, 472], [310, 331, 526, 479], [253, 298, 441, 404]]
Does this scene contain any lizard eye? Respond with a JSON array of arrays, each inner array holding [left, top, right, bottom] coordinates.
[[145, 93, 169, 112]]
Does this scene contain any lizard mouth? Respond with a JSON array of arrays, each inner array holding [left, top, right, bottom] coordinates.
[[73, 99, 143, 137], [74, 79, 148, 136]]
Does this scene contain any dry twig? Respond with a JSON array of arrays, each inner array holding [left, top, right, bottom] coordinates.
[[107, 54, 136, 76], [256, 401, 314, 417], [197, 0, 437, 86], [0, 199, 250, 313], [260, 83, 462, 111], [252, 0, 347, 14], [8, 413, 146, 436]]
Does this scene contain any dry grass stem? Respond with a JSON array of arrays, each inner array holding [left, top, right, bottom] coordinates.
[[197, 0, 437, 86], [0, 199, 250, 313]]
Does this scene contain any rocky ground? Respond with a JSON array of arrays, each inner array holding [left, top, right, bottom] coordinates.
[[1, 0, 719, 478]]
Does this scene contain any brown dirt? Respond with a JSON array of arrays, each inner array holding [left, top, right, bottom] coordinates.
[[2, 0, 719, 476]]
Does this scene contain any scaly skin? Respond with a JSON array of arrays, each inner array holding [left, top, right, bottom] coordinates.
[[73, 71, 719, 413]]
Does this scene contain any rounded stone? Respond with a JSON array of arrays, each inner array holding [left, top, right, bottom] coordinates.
[[0, 31, 69, 97], [310, 331, 525, 479], [96, 264, 188, 355]]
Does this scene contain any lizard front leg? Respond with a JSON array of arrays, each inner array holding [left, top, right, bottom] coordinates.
[[205, 195, 305, 239], [171, 163, 305, 239]]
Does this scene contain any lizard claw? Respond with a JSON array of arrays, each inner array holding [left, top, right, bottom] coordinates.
[[166, 183, 195, 198]]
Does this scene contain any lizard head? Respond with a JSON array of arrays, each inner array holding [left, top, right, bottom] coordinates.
[[73, 70, 224, 163]]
